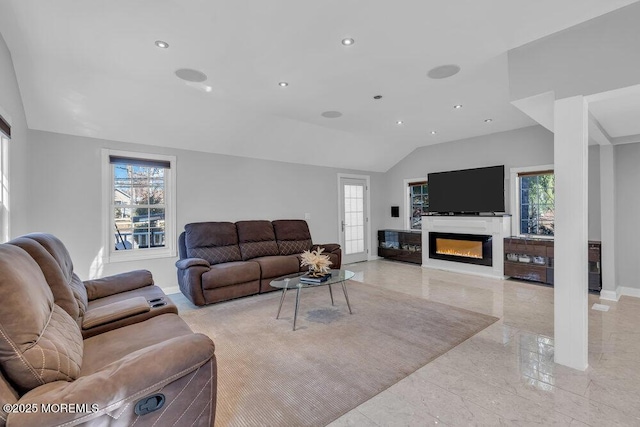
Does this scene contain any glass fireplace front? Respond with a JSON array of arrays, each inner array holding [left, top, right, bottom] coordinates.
[[429, 232, 492, 266]]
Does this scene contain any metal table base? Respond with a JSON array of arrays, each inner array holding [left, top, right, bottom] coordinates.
[[276, 280, 353, 331]]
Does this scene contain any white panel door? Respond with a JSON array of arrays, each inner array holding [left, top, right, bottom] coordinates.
[[339, 177, 368, 264]]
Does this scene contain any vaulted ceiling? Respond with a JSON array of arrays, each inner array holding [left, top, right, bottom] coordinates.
[[1, 0, 638, 171]]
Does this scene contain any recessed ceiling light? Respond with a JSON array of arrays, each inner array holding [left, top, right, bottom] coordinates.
[[453, 104, 463, 109], [341, 38, 355, 46], [321, 111, 342, 118], [427, 64, 461, 79], [396, 120, 404, 125], [373, 95, 383, 100], [484, 118, 493, 123], [278, 82, 289, 87], [175, 68, 208, 83], [155, 40, 169, 49], [430, 131, 437, 135]]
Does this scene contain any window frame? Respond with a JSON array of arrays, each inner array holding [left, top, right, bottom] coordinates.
[[403, 177, 428, 230], [102, 149, 177, 263], [509, 164, 554, 239], [0, 132, 9, 243]]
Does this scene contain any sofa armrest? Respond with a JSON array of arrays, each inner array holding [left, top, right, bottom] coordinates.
[[176, 257, 211, 270], [83, 269, 154, 300], [9, 333, 215, 426], [314, 243, 340, 253], [175, 258, 210, 306], [82, 296, 150, 330], [314, 243, 342, 269]]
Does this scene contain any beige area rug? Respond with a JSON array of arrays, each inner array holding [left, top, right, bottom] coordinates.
[[180, 281, 498, 427]]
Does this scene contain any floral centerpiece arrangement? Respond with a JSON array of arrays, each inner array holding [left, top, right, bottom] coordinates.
[[300, 247, 332, 277]]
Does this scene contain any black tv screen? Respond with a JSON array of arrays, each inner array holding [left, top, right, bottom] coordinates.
[[428, 165, 505, 214]]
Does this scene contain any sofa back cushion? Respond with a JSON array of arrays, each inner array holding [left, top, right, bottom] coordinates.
[[184, 222, 242, 265], [0, 244, 83, 393], [236, 220, 280, 260], [7, 237, 81, 323], [22, 233, 89, 319], [272, 220, 313, 255]]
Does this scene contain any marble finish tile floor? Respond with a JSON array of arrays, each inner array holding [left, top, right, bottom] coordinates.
[[326, 260, 640, 427], [171, 259, 640, 426]]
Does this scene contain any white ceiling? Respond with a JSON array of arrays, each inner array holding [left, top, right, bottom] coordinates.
[[1, 0, 638, 171], [589, 87, 640, 143]]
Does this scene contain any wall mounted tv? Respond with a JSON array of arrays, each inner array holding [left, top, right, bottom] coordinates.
[[428, 165, 505, 214]]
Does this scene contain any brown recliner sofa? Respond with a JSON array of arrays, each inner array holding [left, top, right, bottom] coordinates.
[[7, 233, 178, 338], [176, 219, 342, 306], [0, 241, 217, 427]]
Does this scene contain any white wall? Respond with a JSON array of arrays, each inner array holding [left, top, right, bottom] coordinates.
[[374, 126, 553, 233], [372, 125, 602, 243], [588, 146, 601, 240], [614, 142, 640, 291], [0, 32, 30, 238], [26, 129, 380, 290]]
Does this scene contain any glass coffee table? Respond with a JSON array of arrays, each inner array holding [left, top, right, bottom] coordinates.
[[271, 269, 355, 331]]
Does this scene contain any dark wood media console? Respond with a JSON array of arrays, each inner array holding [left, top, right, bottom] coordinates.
[[504, 237, 601, 292], [378, 230, 422, 264]]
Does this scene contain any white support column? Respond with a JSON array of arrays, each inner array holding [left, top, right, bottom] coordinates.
[[553, 96, 589, 370], [599, 144, 617, 300]]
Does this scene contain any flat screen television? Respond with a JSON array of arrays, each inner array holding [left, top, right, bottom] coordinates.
[[427, 165, 505, 214]]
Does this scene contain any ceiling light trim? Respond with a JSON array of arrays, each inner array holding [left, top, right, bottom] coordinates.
[[321, 111, 342, 118], [427, 64, 460, 79], [175, 68, 208, 83]]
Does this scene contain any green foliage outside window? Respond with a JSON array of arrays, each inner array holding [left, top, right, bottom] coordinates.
[[520, 173, 554, 236]]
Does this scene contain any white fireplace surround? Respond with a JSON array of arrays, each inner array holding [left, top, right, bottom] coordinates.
[[421, 215, 511, 279]]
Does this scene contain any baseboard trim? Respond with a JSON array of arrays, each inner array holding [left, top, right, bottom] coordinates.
[[600, 286, 640, 301], [599, 290, 619, 301], [162, 285, 180, 295], [619, 286, 640, 299]]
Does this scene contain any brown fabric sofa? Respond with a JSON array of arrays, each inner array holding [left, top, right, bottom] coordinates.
[[176, 219, 342, 306], [0, 242, 217, 427], [7, 233, 178, 338]]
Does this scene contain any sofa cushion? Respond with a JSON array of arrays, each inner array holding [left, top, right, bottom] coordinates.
[[7, 236, 81, 322], [277, 239, 312, 256], [0, 245, 83, 392], [253, 255, 300, 279], [80, 313, 195, 377], [201, 261, 261, 289], [272, 219, 313, 255], [22, 233, 89, 319], [236, 220, 280, 260], [185, 222, 242, 265]]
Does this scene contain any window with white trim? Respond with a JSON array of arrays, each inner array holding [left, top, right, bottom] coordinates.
[[0, 113, 10, 243], [408, 180, 428, 230], [511, 166, 554, 237], [103, 150, 176, 261]]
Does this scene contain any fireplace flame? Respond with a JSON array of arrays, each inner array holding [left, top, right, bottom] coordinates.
[[436, 248, 482, 259], [434, 238, 483, 259]]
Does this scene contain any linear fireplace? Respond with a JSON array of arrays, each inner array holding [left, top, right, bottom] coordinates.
[[428, 232, 493, 267]]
